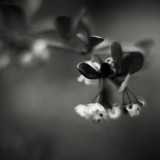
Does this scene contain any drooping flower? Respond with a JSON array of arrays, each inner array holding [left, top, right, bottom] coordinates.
[[76, 40, 147, 122], [75, 103, 108, 123], [126, 104, 141, 117], [108, 104, 122, 119], [77, 60, 100, 85], [77, 75, 97, 86], [74, 104, 90, 119], [137, 97, 146, 107]]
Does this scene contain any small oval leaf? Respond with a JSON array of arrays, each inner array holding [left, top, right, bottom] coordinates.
[[0, 4, 26, 31], [77, 62, 101, 79], [55, 16, 72, 40], [87, 36, 104, 52], [135, 39, 154, 51], [111, 41, 123, 64], [120, 51, 144, 75]]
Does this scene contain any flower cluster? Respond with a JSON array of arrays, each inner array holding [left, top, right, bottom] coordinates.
[[75, 41, 147, 123], [75, 103, 122, 123]]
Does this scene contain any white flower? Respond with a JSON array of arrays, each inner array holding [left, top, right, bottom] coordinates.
[[126, 104, 141, 117], [75, 103, 108, 123], [19, 52, 34, 66], [32, 39, 50, 60], [108, 104, 122, 119], [85, 61, 101, 71], [77, 75, 97, 86], [137, 97, 146, 107], [74, 104, 90, 119], [77, 60, 100, 86]]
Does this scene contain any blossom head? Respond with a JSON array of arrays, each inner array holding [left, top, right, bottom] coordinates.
[[137, 97, 146, 107], [108, 103, 122, 119], [77, 75, 97, 86], [75, 103, 108, 123], [126, 104, 141, 117]]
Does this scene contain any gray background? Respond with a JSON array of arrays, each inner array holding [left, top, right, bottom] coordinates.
[[0, 0, 160, 159]]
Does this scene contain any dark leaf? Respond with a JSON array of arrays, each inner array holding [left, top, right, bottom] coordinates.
[[0, 3, 26, 31], [87, 36, 104, 52], [120, 51, 144, 75], [77, 62, 101, 79], [100, 62, 112, 77], [111, 41, 123, 64], [55, 16, 72, 40], [135, 39, 154, 51]]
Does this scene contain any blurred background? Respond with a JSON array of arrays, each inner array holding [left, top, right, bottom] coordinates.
[[0, 0, 160, 160]]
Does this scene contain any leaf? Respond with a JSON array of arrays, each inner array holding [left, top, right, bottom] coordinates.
[[111, 41, 122, 64], [79, 18, 92, 37], [120, 51, 144, 75], [87, 36, 104, 52], [135, 39, 154, 52], [100, 62, 112, 77], [24, 0, 42, 20], [77, 62, 101, 79], [0, 3, 26, 31], [55, 16, 72, 40], [72, 8, 86, 33]]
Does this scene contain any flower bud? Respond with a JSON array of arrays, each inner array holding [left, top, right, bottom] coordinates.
[[126, 104, 141, 117], [137, 97, 146, 107], [108, 104, 122, 119]]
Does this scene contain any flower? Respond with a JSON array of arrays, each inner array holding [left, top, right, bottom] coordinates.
[[126, 104, 141, 117], [85, 60, 101, 71], [137, 97, 146, 107], [77, 60, 100, 85], [74, 104, 90, 119], [77, 75, 97, 86], [108, 104, 122, 119], [75, 103, 108, 123]]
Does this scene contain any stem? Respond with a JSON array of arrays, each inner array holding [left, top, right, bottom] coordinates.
[[90, 89, 102, 103], [122, 91, 125, 105], [125, 89, 132, 104], [126, 87, 138, 102]]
